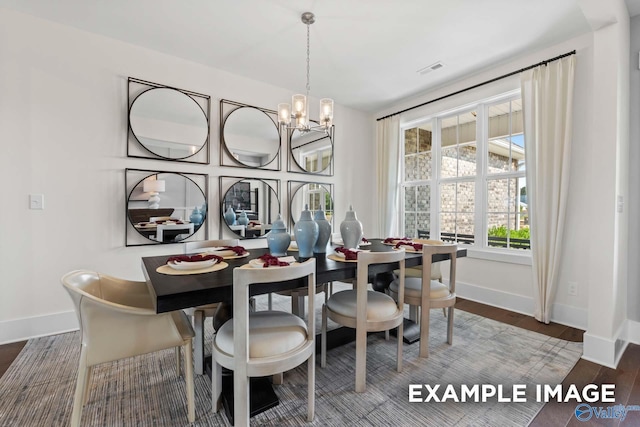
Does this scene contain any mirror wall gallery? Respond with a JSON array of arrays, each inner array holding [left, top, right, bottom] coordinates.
[[124, 80, 336, 247]]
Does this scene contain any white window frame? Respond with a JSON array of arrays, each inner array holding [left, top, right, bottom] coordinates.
[[400, 90, 531, 265]]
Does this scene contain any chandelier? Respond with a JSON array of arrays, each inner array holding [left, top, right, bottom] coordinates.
[[278, 12, 334, 134]]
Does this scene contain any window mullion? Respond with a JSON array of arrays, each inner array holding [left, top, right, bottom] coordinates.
[[475, 105, 487, 250], [433, 118, 441, 240]]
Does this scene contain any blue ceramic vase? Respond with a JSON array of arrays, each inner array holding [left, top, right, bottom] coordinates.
[[313, 208, 332, 254], [294, 204, 319, 258], [224, 207, 236, 226], [266, 214, 290, 256], [189, 207, 203, 226], [340, 205, 363, 249], [237, 210, 249, 226]]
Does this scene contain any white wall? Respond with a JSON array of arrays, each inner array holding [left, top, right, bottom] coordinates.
[[0, 9, 375, 343], [628, 16, 640, 327]]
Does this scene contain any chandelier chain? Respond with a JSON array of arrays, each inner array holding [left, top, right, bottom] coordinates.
[[306, 22, 311, 98]]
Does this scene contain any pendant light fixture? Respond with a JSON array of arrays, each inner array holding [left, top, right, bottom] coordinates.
[[278, 12, 334, 134]]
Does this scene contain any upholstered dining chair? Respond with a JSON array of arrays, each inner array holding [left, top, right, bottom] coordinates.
[[321, 249, 406, 393], [61, 270, 195, 427], [183, 238, 239, 374], [388, 243, 458, 357], [211, 259, 317, 426], [394, 239, 447, 320]]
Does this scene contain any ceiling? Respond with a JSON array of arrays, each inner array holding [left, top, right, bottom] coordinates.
[[0, 1, 636, 113]]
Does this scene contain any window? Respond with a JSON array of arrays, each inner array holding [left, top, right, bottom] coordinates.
[[400, 92, 529, 253]]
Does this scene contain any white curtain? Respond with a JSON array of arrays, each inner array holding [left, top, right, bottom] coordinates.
[[375, 116, 401, 237], [521, 55, 575, 323]]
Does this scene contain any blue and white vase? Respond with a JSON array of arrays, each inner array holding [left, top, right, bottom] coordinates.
[[340, 204, 364, 249], [266, 214, 290, 256], [224, 207, 236, 226], [237, 210, 249, 226], [294, 204, 319, 258], [189, 206, 203, 226], [313, 208, 332, 254]]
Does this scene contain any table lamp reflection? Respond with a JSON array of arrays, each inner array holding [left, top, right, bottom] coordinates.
[[143, 179, 166, 209]]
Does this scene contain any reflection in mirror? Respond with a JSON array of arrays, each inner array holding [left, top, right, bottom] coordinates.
[[290, 183, 334, 224], [222, 107, 280, 167], [130, 88, 208, 160], [290, 129, 333, 173], [222, 179, 280, 239], [128, 172, 206, 243]]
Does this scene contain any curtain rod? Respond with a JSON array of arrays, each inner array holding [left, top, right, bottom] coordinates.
[[376, 50, 576, 122]]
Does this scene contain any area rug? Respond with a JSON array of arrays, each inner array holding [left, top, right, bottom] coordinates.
[[0, 289, 582, 426]]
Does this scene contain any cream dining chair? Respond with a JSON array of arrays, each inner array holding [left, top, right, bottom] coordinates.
[[388, 243, 458, 357], [321, 249, 406, 392], [61, 270, 195, 426], [211, 259, 317, 426], [183, 238, 239, 374]]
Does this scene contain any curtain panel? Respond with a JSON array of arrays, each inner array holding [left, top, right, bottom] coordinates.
[[521, 55, 576, 323], [375, 116, 400, 237]]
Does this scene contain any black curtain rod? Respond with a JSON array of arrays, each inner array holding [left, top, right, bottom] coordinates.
[[376, 50, 576, 122]]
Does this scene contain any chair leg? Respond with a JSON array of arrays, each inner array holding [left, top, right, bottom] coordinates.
[[397, 321, 404, 372], [268, 292, 273, 310], [211, 359, 222, 413], [183, 341, 195, 423], [419, 305, 430, 358], [194, 310, 204, 375], [234, 374, 250, 427], [447, 306, 454, 344], [442, 307, 447, 317], [321, 304, 327, 368], [307, 351, 316, 422], [82, 366, 93, 405], [385, 330, 390, 340], [272, 372, 284, 385], [355, 325, 367, 393], [70, 351, 89, 427], [175, 347, 181, 376]]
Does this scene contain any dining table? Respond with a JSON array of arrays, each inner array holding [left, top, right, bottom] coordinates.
[[141, 238, 466, 422]]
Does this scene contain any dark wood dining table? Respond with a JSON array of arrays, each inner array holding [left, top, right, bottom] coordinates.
[[141, 238, 466, 422]]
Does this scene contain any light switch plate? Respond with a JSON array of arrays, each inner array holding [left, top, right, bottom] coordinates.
[[29, 194, 44, 210]]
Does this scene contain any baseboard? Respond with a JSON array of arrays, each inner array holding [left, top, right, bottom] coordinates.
[[0, 310, 78, 345], [627, 319, 640, 344], [582, 321, 628, 369], [456, 281, 588, 330]]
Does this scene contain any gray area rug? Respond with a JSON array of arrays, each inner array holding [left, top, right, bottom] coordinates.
[[0, 286, 582, 426]]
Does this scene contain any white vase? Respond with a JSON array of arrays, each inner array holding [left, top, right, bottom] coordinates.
[[340, 205, 363, 249]]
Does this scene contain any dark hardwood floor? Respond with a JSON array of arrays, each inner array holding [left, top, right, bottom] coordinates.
[[1, 299, 637, 426]]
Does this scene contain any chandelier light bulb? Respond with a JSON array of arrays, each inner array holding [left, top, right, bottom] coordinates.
[[278, 103, 292, 125]]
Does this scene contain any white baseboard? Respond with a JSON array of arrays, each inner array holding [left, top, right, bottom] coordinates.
[[627, 319, 640, 344], [456, 281, 588, 330], [0, 310, 78, 345], [582, 321, 628, 369]]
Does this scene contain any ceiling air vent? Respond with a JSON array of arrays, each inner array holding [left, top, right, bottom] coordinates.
[[417, 61, 444, 75]]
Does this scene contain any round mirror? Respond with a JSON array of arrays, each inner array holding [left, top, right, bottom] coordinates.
[[222, 179, 280, 239], [129, 88, 208, 160], [222, 107, 280, 167], [290, 129, 333, 173], [290, 183, 334, 224], [127, 172, 206, 243]]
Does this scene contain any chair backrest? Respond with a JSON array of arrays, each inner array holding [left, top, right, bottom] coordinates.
[[421, 244, 457, 293], [232, 259, 316, 363], [411, 239, 446, 280], [184, 239, 240, 253], [61, 270, 180, 365], [356, 250, 405, 325]]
